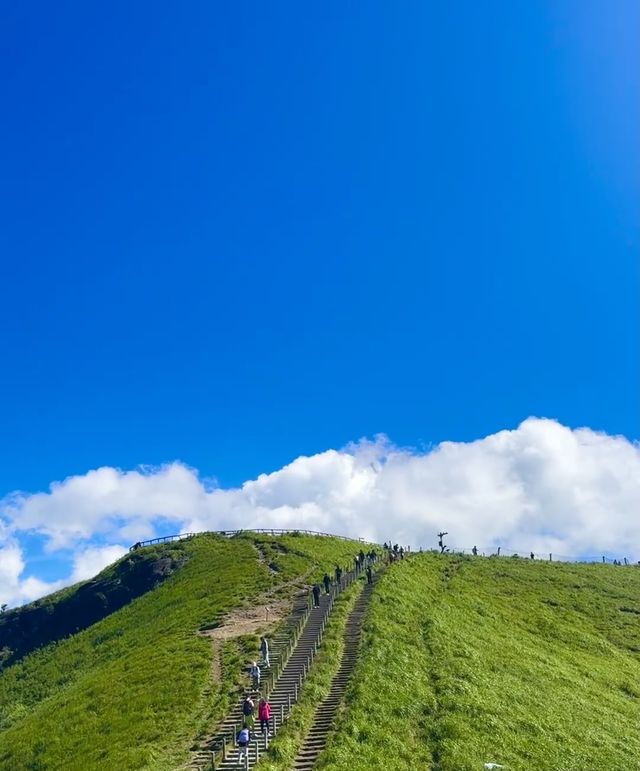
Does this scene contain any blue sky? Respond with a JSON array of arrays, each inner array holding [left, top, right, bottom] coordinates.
[[0, 2, 638, 600]]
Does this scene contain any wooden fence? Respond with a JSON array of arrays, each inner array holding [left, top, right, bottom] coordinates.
[[129, 528, 367, 552]]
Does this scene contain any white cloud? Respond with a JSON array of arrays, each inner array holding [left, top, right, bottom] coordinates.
[[70, 544, 128, 583], [0, 542, 129, 608], [2, 418, 640, 607], [0, 540, 63, 608]]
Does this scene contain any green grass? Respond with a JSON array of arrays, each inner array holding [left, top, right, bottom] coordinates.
[[0, 533, 363, 770], [318, 553, 640, 771]]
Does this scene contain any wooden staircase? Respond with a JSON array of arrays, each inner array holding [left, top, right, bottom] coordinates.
[[291, 579, 373, 770]]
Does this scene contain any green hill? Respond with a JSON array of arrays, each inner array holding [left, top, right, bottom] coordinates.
[[4, 538, 640, 771], [315, 552, 640, 771], [0, 532, 360, 770]]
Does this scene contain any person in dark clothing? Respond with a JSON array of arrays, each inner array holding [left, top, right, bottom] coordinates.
[[323, 572, 331, 594], [359, 549, 365, 565], [472, 545, 478, 556], [366, 565, 373, 584], [312, 584, 321, 607], [335, 564, 343, 585], [399, 547, 404, 560], [241, 695, 255, 728], [530, 552, 535, 560], [354, 555, 360, 573]]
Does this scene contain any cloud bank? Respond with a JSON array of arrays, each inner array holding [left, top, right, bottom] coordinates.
[[1, 418, 639, 606]]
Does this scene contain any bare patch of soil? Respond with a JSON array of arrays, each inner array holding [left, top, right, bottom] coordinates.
[[201, 599, 288, 643]]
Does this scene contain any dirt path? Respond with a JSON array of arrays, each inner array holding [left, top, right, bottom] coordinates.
[[197, 549, 315, 685]]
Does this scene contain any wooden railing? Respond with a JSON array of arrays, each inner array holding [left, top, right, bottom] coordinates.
[[129, 528, 368, 552]]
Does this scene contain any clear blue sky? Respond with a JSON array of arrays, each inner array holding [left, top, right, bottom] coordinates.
[[1, 0, 638, 497]]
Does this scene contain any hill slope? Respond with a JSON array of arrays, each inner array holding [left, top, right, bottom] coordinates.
[[5, 542, 640, 770], [316, 553, 640, 770], [0, 532, 361, 770]]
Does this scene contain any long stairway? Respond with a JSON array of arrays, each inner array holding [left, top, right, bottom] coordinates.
[[291, 578, 374, 771], [190, 565, 364, 770]]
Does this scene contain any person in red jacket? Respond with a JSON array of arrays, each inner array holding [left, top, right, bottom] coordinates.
[[258, 696, 272, 736]]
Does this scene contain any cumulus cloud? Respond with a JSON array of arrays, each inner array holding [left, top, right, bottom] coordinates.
[[0, 541, 129, 608], [0, 540, 62, 607], [1, 418, 639, 606], [70, 544, 129, 583]]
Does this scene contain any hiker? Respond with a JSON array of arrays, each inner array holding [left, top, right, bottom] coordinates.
[[323, 572, 331, 594], [335, 564, 343, 585], [472, 545, 478, 556], [383, 541, 389, 550], [260, 636, 269, 668], [359, 549, 365, 565], [530, 552, 535, 560], [237, 726, 251, 765], [258, 696, 272, 735], [249, 661, 261, 690], [354, 555, 360, 573], [312, 584, 321, 608], [241, 695, 255, 728], [366, 565, 373, 584], [400, 547, 404, 560]]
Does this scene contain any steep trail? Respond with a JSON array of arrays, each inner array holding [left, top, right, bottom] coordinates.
[[291, 577, 375, 771]]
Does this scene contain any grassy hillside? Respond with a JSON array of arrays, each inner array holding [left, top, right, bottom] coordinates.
[[0, 547, 185, 666], [0, 532, 362, 770], [318, 553, 640, 771]]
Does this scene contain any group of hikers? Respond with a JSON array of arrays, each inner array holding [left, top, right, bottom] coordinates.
[[236, 549, 384, 760], [236, 636, 271, 764], [309, 549, 379, 607], [233, 541, 431, 763], [235, 547, 392, 763], [383, 542, 406, 563], [236, 691, 271, 765]]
